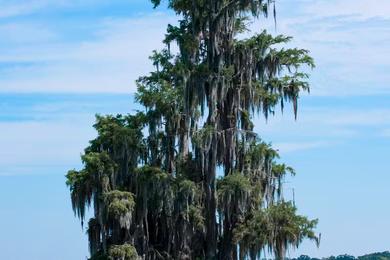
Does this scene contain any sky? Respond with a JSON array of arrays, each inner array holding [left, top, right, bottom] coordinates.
[[0, 0, 389, 259]]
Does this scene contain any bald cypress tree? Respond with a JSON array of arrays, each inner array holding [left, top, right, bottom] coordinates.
[[66, 1, 319, 259]]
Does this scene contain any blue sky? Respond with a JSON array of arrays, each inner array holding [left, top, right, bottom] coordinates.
[[0, 0, 389, 259]]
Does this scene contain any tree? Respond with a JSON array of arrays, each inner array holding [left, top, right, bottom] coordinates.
[[66, 0, 319, 259], [358, 251, 390, 260]]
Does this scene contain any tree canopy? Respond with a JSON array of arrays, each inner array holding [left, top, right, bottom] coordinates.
[[66, 0, 319, 259], [291, 251, 390, 260]]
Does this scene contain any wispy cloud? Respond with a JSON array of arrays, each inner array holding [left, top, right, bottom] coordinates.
[[302, 0, 390, 20], [257, 0, 390, 96], [254, 103, 390, 153], [0, 0, 116, 18], [0, 0, 52, 18], [0, 93, 140, 176], [1, 1, 390, 95], [0, 13, 175, 92]]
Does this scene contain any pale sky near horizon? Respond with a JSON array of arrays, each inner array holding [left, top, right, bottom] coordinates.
[[1, 0, 390, 259]]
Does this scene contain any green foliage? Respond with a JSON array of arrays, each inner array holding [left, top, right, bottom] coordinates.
[[103, 190, 135, 229], [82, 152, 116, 180], [66, 169, 92, 221], [234, 202, 319, 260], [218, 173, 251, 195], [108, 244, 139, 260], [359, 252, 390, 260], [290, 251, 390, 260], [267, 202, 319, 258], [217, 173, 251, 207], [234, 209, 270, 260], [66, 151, 117, 222], [66, 0, 319, 259], [135, 166, 169, 183], [188, 205, 205, 230]]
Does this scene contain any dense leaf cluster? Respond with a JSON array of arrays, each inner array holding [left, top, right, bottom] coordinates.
[[66, 0, 319, 259], [291, 251, 390, 260]]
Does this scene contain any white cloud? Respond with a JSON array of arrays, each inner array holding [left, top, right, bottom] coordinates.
[[303, 0, 390, 20], [253, 0, 390, 96], [0, 0, 51, 18], [0, 13, 176, 93], [1, 0, 390, 95], [253, 106, 390, 152], [0, 0, 111, 18]]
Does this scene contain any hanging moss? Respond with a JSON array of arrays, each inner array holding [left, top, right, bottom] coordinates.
[[66, 169, 92, 223], [87, 218, 101, 256], [176, 179, 202, 222], [233, 209, 270, 260], [217, 173, 252, 226], [135, 166, 169, 183], [188, 205, 205, 231], [67, 1, 319, 259], [218, 173, 251, 192], [103, 190, 135, 229], [266, 201, 320, 258]]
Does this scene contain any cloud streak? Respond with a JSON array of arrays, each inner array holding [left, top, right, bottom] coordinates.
[[271, 1, 390, 96], [302, 0, 390, 20], [0, 13, 176, 93], [0, 0, 389, 95]]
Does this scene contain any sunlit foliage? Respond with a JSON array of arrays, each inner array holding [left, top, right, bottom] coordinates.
[[66, 0, 319, 259]]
